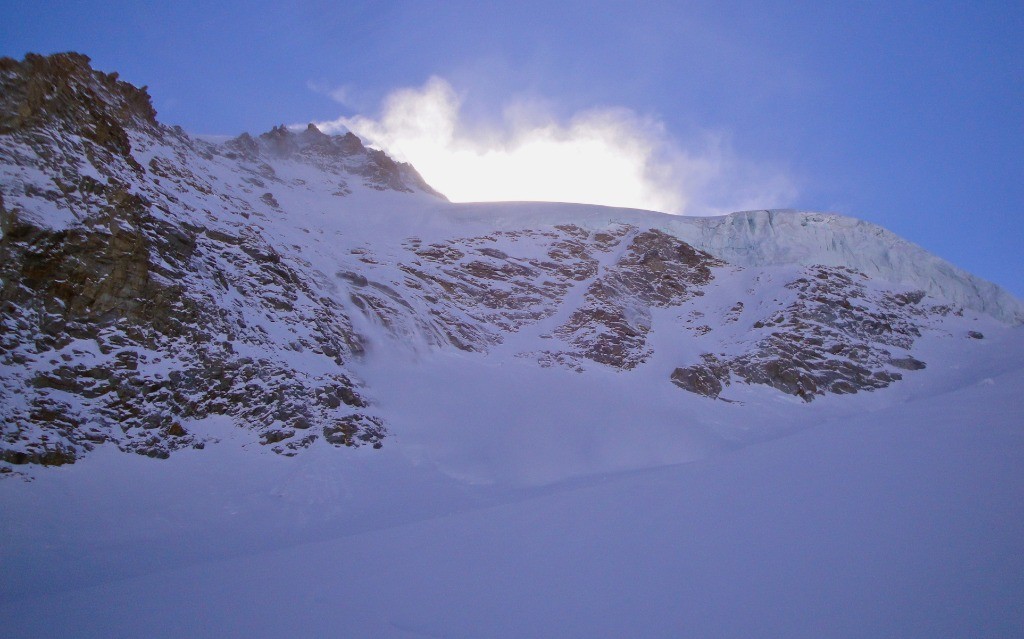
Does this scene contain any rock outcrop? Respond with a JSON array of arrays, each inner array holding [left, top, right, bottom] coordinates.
[[553, 228, 722, 369], [0, 53, 390, 465]]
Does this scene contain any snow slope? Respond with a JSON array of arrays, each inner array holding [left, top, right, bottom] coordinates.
[[2, 329, 1022, 638]]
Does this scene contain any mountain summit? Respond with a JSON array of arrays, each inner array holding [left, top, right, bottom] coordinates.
[[0, 53, 1020, 471]]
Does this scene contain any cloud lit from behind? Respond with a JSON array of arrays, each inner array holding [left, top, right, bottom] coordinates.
[[316, 77, 795, 215]]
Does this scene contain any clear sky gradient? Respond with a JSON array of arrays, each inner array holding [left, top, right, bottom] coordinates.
[[2, 0, 1021, 297]]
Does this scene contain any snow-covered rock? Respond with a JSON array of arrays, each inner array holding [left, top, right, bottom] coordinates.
[[1, 52, 1021, 471]]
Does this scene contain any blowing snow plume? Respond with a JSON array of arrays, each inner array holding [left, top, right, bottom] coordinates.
[[315, 77, 797, 215]]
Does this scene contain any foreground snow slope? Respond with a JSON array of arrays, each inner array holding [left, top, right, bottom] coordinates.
[[2, 332, 1022, 638]]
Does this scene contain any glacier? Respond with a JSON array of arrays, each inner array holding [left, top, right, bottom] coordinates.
[[668, 209, 1024, 325]]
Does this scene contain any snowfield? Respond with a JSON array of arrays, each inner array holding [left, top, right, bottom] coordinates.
[[2, 323, 1022, 638]]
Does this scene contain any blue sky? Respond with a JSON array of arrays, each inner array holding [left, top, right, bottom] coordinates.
[[2, 0, 1021, 297]]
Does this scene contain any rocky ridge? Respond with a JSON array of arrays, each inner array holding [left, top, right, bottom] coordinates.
[[0, 53, 411, 465]]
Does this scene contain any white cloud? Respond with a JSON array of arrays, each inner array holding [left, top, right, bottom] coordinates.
[[315, 77, 796, 215]]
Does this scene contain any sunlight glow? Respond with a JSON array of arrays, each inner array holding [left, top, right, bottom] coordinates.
[[316, 77, 795, 215]]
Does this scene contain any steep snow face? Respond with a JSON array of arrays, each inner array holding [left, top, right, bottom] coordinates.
[[664, 209, 1024, 324]]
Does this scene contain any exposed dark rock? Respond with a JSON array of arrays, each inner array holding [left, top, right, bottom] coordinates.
[[0, 52, 157, 154], [263, 429, 294, 445], [890, 356, 927, 370], [0, 53, 383, 466], [2, 445, 76, 466], [669, 266, 938, 401], [324, 415, 385, 449], [360, 225, 630, 351], [670, 366, 723, 399], [260, 192, 280, 208], [554, 229, 722, 369]]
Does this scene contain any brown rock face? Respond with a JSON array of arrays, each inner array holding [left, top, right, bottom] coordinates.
[[670, 266, 939, 402], [554, 229, 723, 369], [0, 52, 158, 157], [0, 194, 383, 463], [670, 366, 723, 399], [0, 53, 386, 466], [341, 224, 627, 353]]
